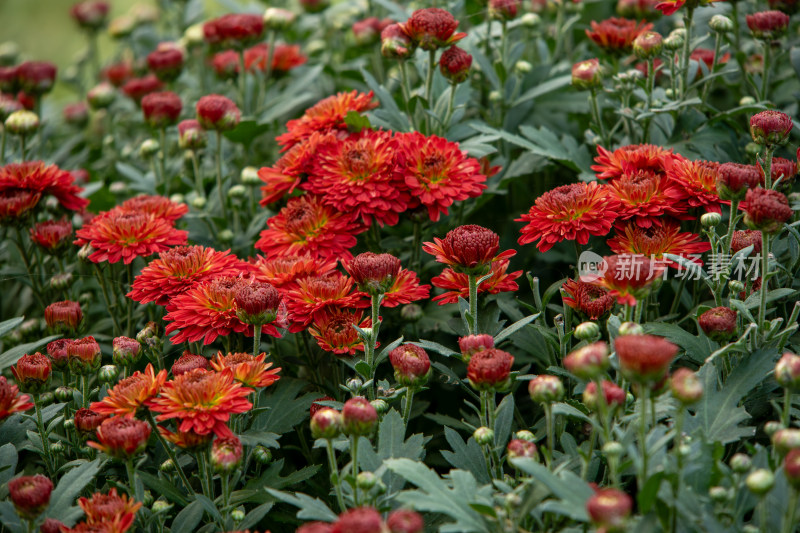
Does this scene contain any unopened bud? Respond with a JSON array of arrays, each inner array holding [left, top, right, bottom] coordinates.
[[356, 472, 377, 490], [618, 322, 644, 336], [746, 469, 775, 496], [99, 365, 119, 383], [231, 509, 245, 522], [701, 212, 722, 228], [740, 96, 756, 106], [474, 426, 494, 446], [160, 459, 175, 472], [51, 441, 65, 454], [218, 229, 234, 243], [709, 486, 730, 502], [4, 110, 39, 135], [515, 430, 535, 442], [190, 196, 207, 209], [241, 166, 260, 185], [55, 386, 73, 402], [520, 13, 540, 28], [574, 322, 600, 341], [254, 445, 272, 464], [139, 139, 160, 158], [603, 441, 624, 458], [152, 500, 172, 514], [730, 453, 752, 473], [370, 399, 388, 415]]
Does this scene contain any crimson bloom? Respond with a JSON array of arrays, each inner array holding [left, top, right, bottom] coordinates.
[[203, 13, 264, 49], [747, 10, 791, 39], [400, 8, 466, 50], [90, 364, 167, 418], [0, 190, 40, 220], [423, 224, 515, 274], [665, 158, 722, 213], [592, 144, 676, 180], [88, 416, 151, 459], [393, 132, 487, 222], [608, 219, 710, 265], [743, 187, 793, 234], [209, 352, 281, 388], [586, 18, 653, 52], [606, 170, 687, 227], [345, 252, 402, 295], [467, 348, 514, 390], [382, 268, 430, 308], [0, 161, 89, 212], [121, 75, 163, 104], [257, 133, 329, 205], [148, 368, 252, 438], [77, 488, 142, 530], [171, 352, 210, 376], [11, 353, 51, 394], [8, 475, 53, 519], [284, 272, 367, 330], [0, 376, 33, 421], [119, 195, 188, 221], [196, 94, 240, 131], [615, 334, 678, 383], [141, 91, 182, 128], [250, 254, 338, 290], [308, 309, 372, 356], [562, 279, 615, 320], [16, 61, 56, 95], [244, 43, 308, 74], [147, 45, 184, 82], [30, 219, 72, 252], [517, 181, 619, 252], [431, 259, 522, 305], [586, 487, 632, 530], [589, 254, 665, 306]]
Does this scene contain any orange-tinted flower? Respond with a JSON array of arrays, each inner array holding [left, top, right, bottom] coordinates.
[[128, 245, 246, 306], [277, 91, 378, 151], [158, 426, 213, 450], [592, 144, 676, 180], [589, 254, 665, 306], [382, 268, 430, 308], [90, 364, 167, 418], [561, 279, 615, 320], [255, 194, 366, 261], [250, 254, 338, 290], [210, 352, 281, 388], [74, 210, 188, 265], [0, 376, 33, 421], [423, 224, 515, 274], [517, 182, 619, 252], [665, 158, 722, 213], [244, 43, 307, 73], [0, 161, 89, 212], [285, 272, 367, 330], [30, 219, 72, 252], [258, 134, 326, 206], [67, 336, 102, 374], [608, 219, 710, 265], [303, 130, 410, 226], [88, 416, 151, 459], [11, 353, 51, 394], [78, 487, 142, 530], [431, 259, 522, 305], [586, 17, 653, 51], [308, 309, 372, 356], [148, 368, 253, 438], [400, 7, 466, 51], [393, 132, 486, 222], [119, 195, 188, 221], [0, 190, 41, 220], [655, 0, 685, 15], [606, 170, 687, 227]]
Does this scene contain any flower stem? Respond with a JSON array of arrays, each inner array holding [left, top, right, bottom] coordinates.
[[442, 85, 457, 135], [126, 263, 134, 336], [398, 61, 416, 131], [253, 326, 262, 358], [146, 412, 193, 494], [424, 49, 436, 134], [34, 395, 55, 479], [81, 375, 90, 408], [589, 88, 609, 147], [783, 387, 792, 427], [646, 58, 656, 110], [638, 387, 650, 486], [326, 440, 346, 512], [191, 150, 204, 198], [700, 32, 722, 104], [760, 41, 772, 103], [215, 132, 228, 219], [782, 488, 798, 533], [221, 473, 231, 518], [402, 387, 415, 429], [724, 199, 739, 255], [544, 402, 554, 468], [758, 231, 770, 328], [125, 458, 138, 498], [238, 50, 248, 114], [680, 8, 695, 99], [350, 436, 360, 505], [94, 264, 122, 335], [159, 127, 168, 195], [763, 147, 775, 190], [468, 274, 478, 335]]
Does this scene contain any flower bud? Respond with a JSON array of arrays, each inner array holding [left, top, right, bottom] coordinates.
[[11, 353, 51, 394], [356, 471, 378, 490], [750, 110, 792, 147], [4, 110, 39, 135], [240, 166, 260, 185], [663, 31, 684, 51], [765, 421, 784, 437], [44, 300, 82, 333], [387, 509, 424, 533], [507, 438, 537, 459], [709, 15, 734, 33], [346, 377, 363, 393], [190, 196, 207, 209], [8, 475, 53, 519], [515, 430, 535, 442], [112, 337, 142, 367], [670, 368, 703, 404], [49, 272, 74, 290], [346, 252, 402, 295], [728, 280, 745, 294], [698, 307, 737, 342], [234, 281, 281, 326], [618, 322, 644, 336], [178, 119, 206, 150], [572, 59, 602, 90], [564, 341, 609, 380], [228, 184, 246, 199], [515, 60, 532, 74], [55, 386, 73, 402], [468, 348, 514, 390], [401, 7, 465, 51], [772, 428, 800, 454], [603, 441, 624, 458], [218, 229, 234, 242], [586, 488, 632, 531], [342, 397, 378, 436], [370, 399, 389, 415], [473, 426, 494, 445], [147, 45, 184, 83], [99, 364, 119, 384], [152, 500, 172, 514], [528, 375, 564, 404], [50, 440, 63, 454], [67, 336, 101, 375], [88, 416, 151, 459], [196, 94, 240, 132], [746, 469, 775, 496], [141, 91, 182, 128], [776, 352, 800, 391], [160, 459, 175, 472], [574, 322, 600, 341], [746, 10, 790, 40], [310, 408, 343, 439], [730, 453, 752, 474], [263, 8, 296, 31], [439, 46, 472, 84], [615, 334, 678, 385], [400, 303, 423, 322], [389, 344, 431, 387], [701, 212, 722, 228], [633, 31, 663, 59], [784, 449, 800, 490], [709, 486, 730, 502], [489, 0, 520, 20], [211, 436, 243, 473], [744, 188, 792, 235], [583, 380, 626, 411], [458, 334, 494, 362], [139, 139, 160, 159], [381, 24, 416, 60], [254, 445, 273, 464], [717, 163, 762, 201]]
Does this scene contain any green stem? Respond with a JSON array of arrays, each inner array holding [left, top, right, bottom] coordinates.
[[159, 128, 168, 195], [191, 150, 204, 197], [724, 199, 739, 255], [701, 32, 723, 104], [11, 229, 45, 309], [221, 473, 230, 517], [264, 31, 276, 89], [646, 58, 655, 110], [196, 451, 210, 499], [468, 274, 478, 335], [758, 232, 770, 328], [34, 395, 55, 479], [671, 407, 685, 532], [760, 41, 771, 102], [94, 264, 122, 335], [398, 61, 416, 131], [639, 387, 650, 486], [589, 89, 609, 149], [553, 2, 566, 60], [20, 134, 26, 161], [126, 263, 134, 336], [125, 458, 138, 498], [205, 448, 215, 501], [442, 85, 457, 135], [238, 50, 248, 114], [669, 276, 688, 315], [411, 220, 422, 272], [783, 388, 792, 427], [763, 147, 774, 190], [81, 375, 90, 408], [782, 488, 798, 533], [402, 387, 415, 429], [544, 402, 554, 468], [147, 412, 193, 493], [215, 133, 227, 219], [424, 49, 436, 134], [253, 326, 262, 358], [351, 436, 360, 505], [680, 8, 695, 99], [326, 440, 346, 512]]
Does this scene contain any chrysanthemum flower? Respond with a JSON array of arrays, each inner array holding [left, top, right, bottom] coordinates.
[[158, 426, 213, 450], [308, 309, 372, 356], [255, 195, 366, 261], [258, 134, 331, 206], [163, 276, 251, 345], [203, 13, 264, 49], [30, 219, 72, 252], [424, 224, 515, 274], [431, 259, 522, 305], [250, 254, 338, 290], [46, 339, 73, 370], [74, 408, 108, 435], [0, 376, 33, 421], [589, 254, 665, 306], [382, 268, 431, 308], [302, 130, 410, 226], [11, 353, 51, 394], [517, 182, 619, 252], [0, 161, 89, 212], [731, 230, 762, 254], [128, 245, 246, 306], [78, 487, 142, 530], [119, 195, 188, 221], [400, 8, 466, 51], [592, 144, 676, 180], [665, 158, 722, 213], [88, 416, 151, 459], [345, 252, 402, 295], [561, 279, 615, 320], [74, 210, 188, 265], [743, 187, 793, 234], [284, 273, 367, 330], [121, 74, 163, 104], [171, 352, 210, 376], [586, 17, 653, 51], [0, 190, 41, 220], [148, 368, 253, 438], [244, 43, 307, 73], [90, 364, 167, 418], [277, 91, 378, 151], [393, 132, 487, 222], [209, 352, 281, 388], [767, 157, 797, 188], [606, 170, 687, 227], [608, 219, 710, 265], [615, 334, 678, 383], [8, 475, 53, 520]]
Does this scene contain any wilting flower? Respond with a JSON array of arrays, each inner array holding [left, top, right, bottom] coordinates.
[[389, 344, 431, 387], [468, 348, 514, 390], [592, 144, 676, 181], [44, 300, 83, 331], [11, 353, 51, 394], [128, 245, 245, 306], [586, 17, 653, 52], [148, 368, 252, 438], [423, 224, 515, 275], [608, 219, 710, 264], [342, 397, 378, 436], [665, 158, 722, 213], [382, 268, 431, 307], [211, 435, 243, 473], [77, 488, 142, 530], [308, 309, 372, 356], [517, 182, 619, 252], [90, 364, 167, 418], [171, 352, 210, 376], [303, 130, 410, 226], [255, 195, 366, 261], [277, 91, 378, 151], [399, 8, 466, 51], [88, 416, 152, 459], [562, 279, 615, 320], [589, 254, 665, 306], [431, 259, 521, 305], [250, 254, 338, 290], [0, 161, 89, 212], [698, 307, 737, 342], [210, 352, 281, 388], [8, 475, 53, 519], [30, 219, 72, 252], [122, 75, 163, 104], [615, 334, 678, 383], [203, 13, 264, 49], [586, 487, 632, 531], [284, 273, 367, 330], [393, 132, 487, 222], [141, 91, 182, 128], [0, 376, 33, 421], [74, 408, 109, 435], [743, 188, 793, 234], [74, 210, 188, 265]]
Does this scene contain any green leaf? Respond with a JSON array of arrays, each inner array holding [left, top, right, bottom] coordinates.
[[638, 471, 665, 513], [494, 395, 515, 449], [344, 111, 371, 133], [239, 430, 280, 449], [239, 502, 274, 530], [0, 317, 24, 338], [138, 471, 189, 506], [252, 378, 318, 435], [0, 502, 22, 533], [413, 339, 458, 358], [441, 427, 490, 484], [0, 444, 17, 486], [642, 322, 714, 364], [171, 499, 205, 533], [743, 288, 798, 310], [0, 335, 61, 371], [509, 458, 593, 521], [45, 459, 102, 523], [222, 120, 271, 145], [513, 75, 572, 106], [266, 489, 338, 522], [494, 314, 539, 344], [194, 494, 223, 524]]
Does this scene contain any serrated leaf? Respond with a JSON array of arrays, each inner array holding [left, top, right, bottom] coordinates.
[[642, 322, 714, 364], [0, 502, 22, 533], [509, 458, 593, 521], [0, 444, 17, 486], [239, 430, 280, 449], [743, 288, 798, 310], [441, 427, 490, 484], [252, 378, 317, 435], [266, 489, 338, 522], [239, 502, 273, 530]]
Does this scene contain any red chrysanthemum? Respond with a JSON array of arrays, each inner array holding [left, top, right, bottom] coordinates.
[[308, 308, 372, 356], [90, 364, 167, 418], [589, 254, 665, 306], [147, 368, 253, 438], [250, 254, 338, 290], [128, 245, 246, 306], [615, 334, 678, 383], [689, 48, 731, 78], [171, 352, 210, 376], [88, 416, 151, 459], [258, 133, 333, 206], [0, 190, 40, 220], [277, 90, 378, 151], [393, 132, 487, 222], [284, 272, 368, 330], [78, 487, 142, 531], [119, 195, 188, 221], [209, 351, 281, 388], [0, 376, 33, 421], [382, 268, 431, 308], [121, 75, 163, 104], [244, 43, 308, 73], [158, 426, 213, 450], [592, 144, 677, 181], [399, 8, 467, 51], [255, 194, 367, 261], [606, 170, 687, 227], [608, 219, 710, 266], [302, 129, 410, 226], [0, 161, 89, 212], [561, 279, 616, 320], [665, 157, 722, 213], [517, 181, 619, 252], [423, 224, 515, 274], [586, 17, 653, 51], [431, 259, 522, 305], [74, 210, 188, 264], [30, 218, 72, 251]]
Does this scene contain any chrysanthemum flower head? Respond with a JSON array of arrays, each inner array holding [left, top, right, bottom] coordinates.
[[743, 187, 793, 234], [171, 352, 210, 376], [424, 224, 515, 275], [250, 254, 338, 290], [285, 272, 367, 330], [589, 254, 665, 306], [88, 416, 151, 459], [0, 190, 41, 221], [0, 161, 89, 212], [0, 376, 33, 421], [78, 487, 142, 530], [148, 368, 253, 438], [615, 334, 678, 384], [665, 158, 722, 213], [90, 364, 167, 418], [308, 309, 372, 356], [30, 219, 72, 252], [431, 258, 522, 305], [606, 169, 687, 227], [209, 352, 281, 388], [74, 408, 108, 435], [592, 144, 677, 181], [561, 279, 615, 320], [158, 426, 213, 450], [8, 475, 53, 520], [120, 195, 188, 221], [586, 17, 653, 52], [11, 352, 51, 394], [381, 268, 430, 308], [517, 182, 619, 252], [345, 252, 402, 295], [258, 133, 331, 206], [399, 8, 466, 51], [234, 280, 283, 326], [608, 219, 710, 265]]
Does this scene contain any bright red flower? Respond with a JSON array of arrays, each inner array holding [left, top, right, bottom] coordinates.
[[389, 344, 431, 386], [345, 252, 402, 295], [250, 254, 338, 290], [211, 50, 240, 80], [11, 353, 51, 393], [394, 132, 487, 222], [689, 48, 731, 78], [517, 181, 619, 252], [78, 487, 142, 530], [128, 245, 246, 306], [74, 408, 109, 435], [586, 17, 653, 51], [203, 13, 264, 49], [74, 210, 188, 265], [615, 334, 678, 383], [589, 254, 665, 306], [586, 488, 632, 530], [90, 364, 167, 418], [743, 187, 793, 234], [655, 0, 685, 15], [148, 368, 253, 438], [158, 426, 212, 450], [146, 45, 184, 82], [284, 272, 367, 330], [30, 219, 72, 251], [717, 163, 762, 200], [277, 90, 378, 151], [70, 1, 109, 30], [44, 300, 83, 331], [46, 339, 73, 370], [467, 348, 514, 390], [606, 170, 687, 227], [88, 416, 151, 460], [255, 194, 366, 261], [0, 161, 89, 212], [121, 75, 163, 104], [592, 144, 676, 180], [16, 61, 56, 95], [303, 129, 410, 226], [120, 195, 188, 221], [423, 224, 515, 274], [196, 94, 240, 131], [561, 279, 615, 320], [209, 351, 281, 388], [244, 43, 308, 73], [0, 190, 40, 220], [308, 308, 372, 356], [747, 10, 791, 38], [698, 306, 737, 342], [140, 91, 182, 128], [608, 219, 710, 265], [400, 8, 466, 51], [103, 61, 134, 87], [0, 376, 33, 421], [431, 258, 522, 305], [665, 158, 722, 213], [382, 268, 430, 308]]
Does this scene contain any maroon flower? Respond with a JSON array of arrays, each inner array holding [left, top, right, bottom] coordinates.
[[423, 224, 515, 275], [46, 339, 73, 370], [8, 475, 53, 519], [458, 334, 494, 361], [234, 281, 282, 326], [698, 307, 737, 342], [30, 219, 72, 252], [346, 252, 402, 295], [615, 334, 678, 384], [400, 8, 466, 51], [439, 46, 472, 84], [731, 230, 762, 254], [39, 518, 64, 533], [44, 300, 82, 332], [70, 1, 109, 30], [489, 0, 521, 20], [389, 344, 431, 387], [147, 45, 184, 82], [11, 353, 51, 394], [88, 416, 151, 459], [743, 188, 793, 234], [196, 94, 241, 131], [74, 408, 109, 435], [342, 397, 378, 436], [717, 163, 762, 201], [171, 352, 209, 376], [121, 75, 164, 105], [310, 396, 334, 417], [332, 507, 384, 533], [750, 110, 793, 146], [746, 10, 791, 39], [561, 279, 615, 320], [17, 61, 57, 95], [203, 14, 265, 49], [141, 91, 182, 128], [467, 348, 514, 390], [507, 438, 537, 459], [67, 336, 101, 375], [386, 509, 424, 533]]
